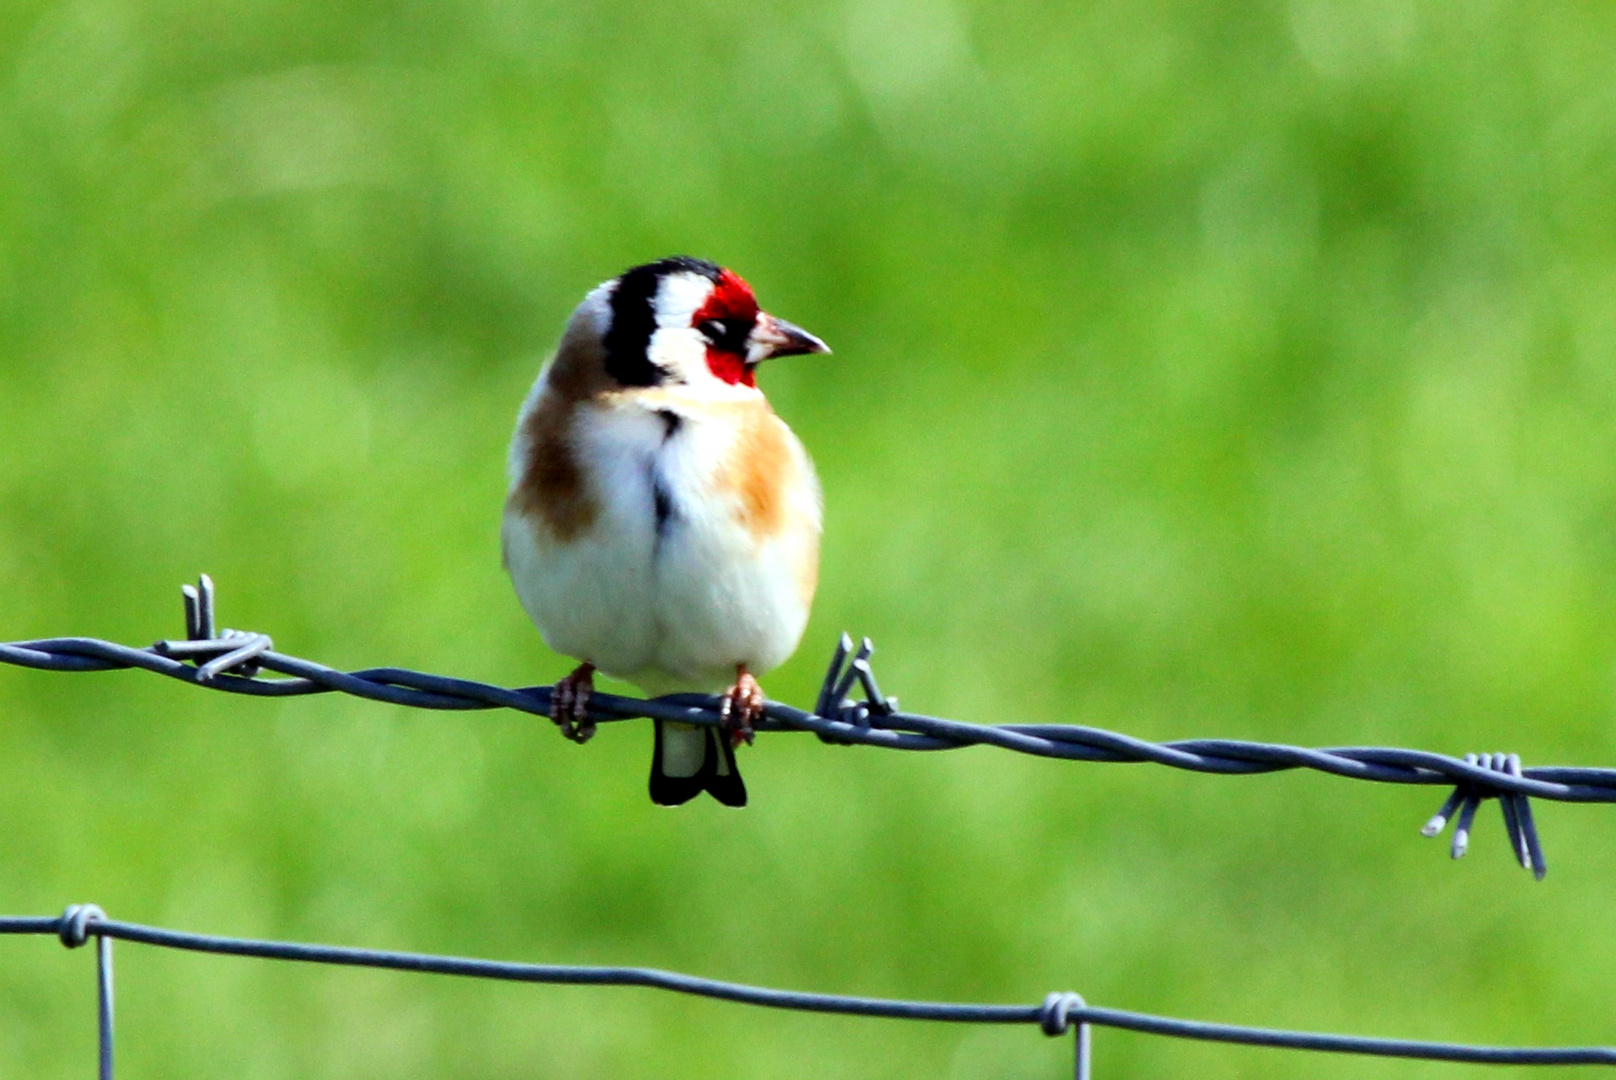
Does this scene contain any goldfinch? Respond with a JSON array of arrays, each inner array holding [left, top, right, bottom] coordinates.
[[503, 257, 826, 806]]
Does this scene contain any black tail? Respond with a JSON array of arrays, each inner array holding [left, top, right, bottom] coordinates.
[[649, 720, 747, 807]]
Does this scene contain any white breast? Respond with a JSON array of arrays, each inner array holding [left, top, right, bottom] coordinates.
[[504, 383, 821, 695]]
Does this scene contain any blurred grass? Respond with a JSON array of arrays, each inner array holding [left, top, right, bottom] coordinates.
[[3, 0, 1616, 1076]]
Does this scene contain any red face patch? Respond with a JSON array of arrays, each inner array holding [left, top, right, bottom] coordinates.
[[691, 269, 760, 387]]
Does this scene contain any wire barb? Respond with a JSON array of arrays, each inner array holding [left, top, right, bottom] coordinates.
[[1420, 752, 1548, 879], [155, 575, 272, 680], [814, 635, 897, 743]]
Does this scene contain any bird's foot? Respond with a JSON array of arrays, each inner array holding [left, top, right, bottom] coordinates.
[[551, 662, 597, 744], [721, 668, 764, 748]]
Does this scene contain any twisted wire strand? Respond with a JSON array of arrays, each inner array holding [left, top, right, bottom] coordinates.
[[3, 909, 1614, 1070], [4, 631, 1616, 802]]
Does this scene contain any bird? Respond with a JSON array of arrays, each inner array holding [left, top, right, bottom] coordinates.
[[502, 257, 827, 807]]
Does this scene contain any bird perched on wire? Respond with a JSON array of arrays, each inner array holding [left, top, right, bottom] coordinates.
[[503, 257, 827, 806]]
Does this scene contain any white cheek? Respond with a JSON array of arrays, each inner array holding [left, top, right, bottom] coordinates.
[[647, 327, 712, 383]]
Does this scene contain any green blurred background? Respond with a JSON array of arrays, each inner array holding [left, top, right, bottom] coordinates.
[[2, 0, 1616, 1076]]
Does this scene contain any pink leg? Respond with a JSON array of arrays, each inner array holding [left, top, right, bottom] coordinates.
[[720, 665, 765, 748], [551, 662, 596, 744]]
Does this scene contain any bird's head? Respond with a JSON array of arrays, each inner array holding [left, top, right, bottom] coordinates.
[[567, 256, 828, 394]]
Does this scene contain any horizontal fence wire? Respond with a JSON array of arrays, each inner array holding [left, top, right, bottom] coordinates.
[[4, 578, 1616, 1074], [2, 577, 1614, 878], [6, 905, 1616, 1080]]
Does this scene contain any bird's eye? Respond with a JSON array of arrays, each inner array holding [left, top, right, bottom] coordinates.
[[697, 318, 752, 352]]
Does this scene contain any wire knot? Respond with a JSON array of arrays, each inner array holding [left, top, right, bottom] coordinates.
[[814, 634, 897, 742], [1039, 991, 1086, 1036], [1420, 752, 1546, 879], [151, 574, 273, 681], [58, 904, 105, 949]]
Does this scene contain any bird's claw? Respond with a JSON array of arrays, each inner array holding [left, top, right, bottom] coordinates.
[[551, 663, 596, 744], [721, 670, 764, 748]]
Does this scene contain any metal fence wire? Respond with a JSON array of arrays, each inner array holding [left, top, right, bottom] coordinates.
[[4, 576, 1616, 1077], [7, 904, 1616, 1080]]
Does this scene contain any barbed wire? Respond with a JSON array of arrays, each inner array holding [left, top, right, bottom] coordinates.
[[6, 904, 1616, 1080], [4, 578, 1615, 1074], [2, 577, 1608, 876]]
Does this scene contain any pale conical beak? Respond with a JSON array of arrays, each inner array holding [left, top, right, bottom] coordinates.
[[748, 313, 830, 363]]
